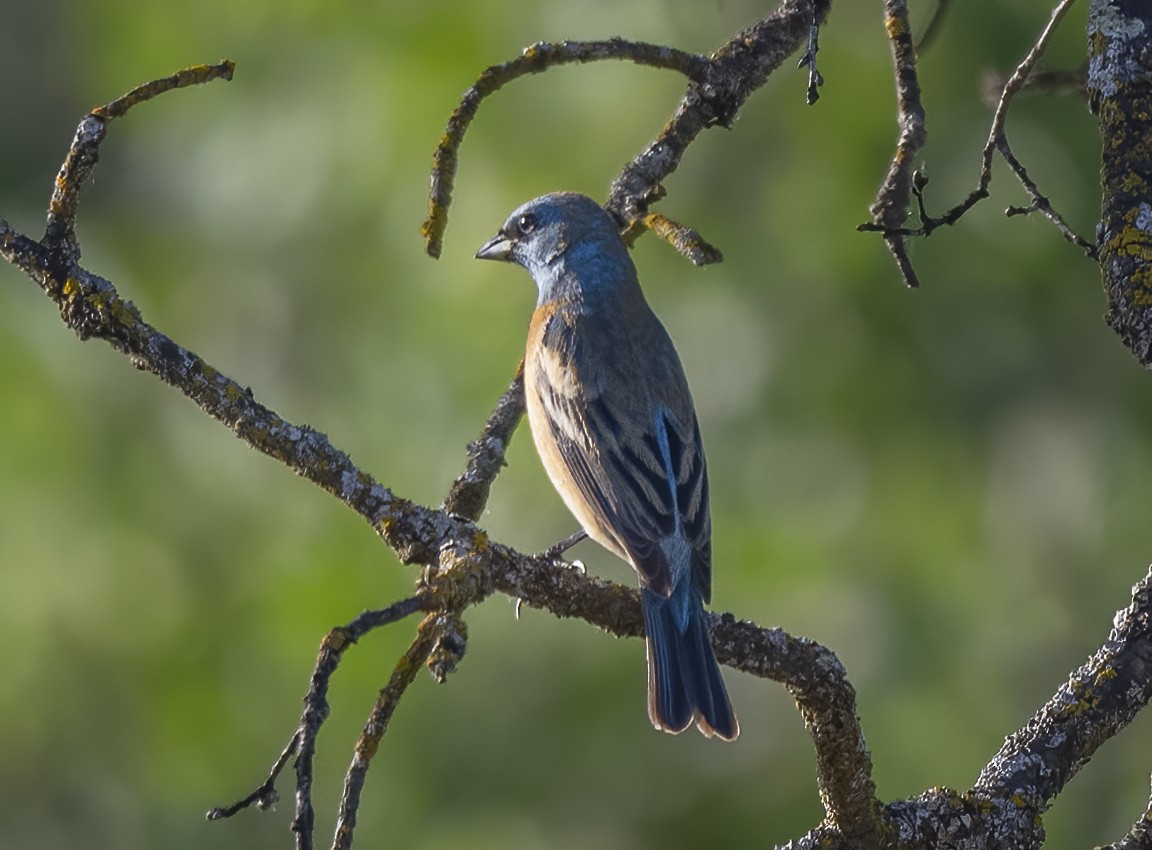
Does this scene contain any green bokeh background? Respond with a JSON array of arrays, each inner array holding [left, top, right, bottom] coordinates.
[[0, 1, 1144, 847]]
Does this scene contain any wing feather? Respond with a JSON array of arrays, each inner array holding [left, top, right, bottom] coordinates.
[[529, 309, 712, 598]]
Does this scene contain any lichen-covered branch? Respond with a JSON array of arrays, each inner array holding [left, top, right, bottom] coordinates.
[[42, 62, 235, 264], [330, 613, 445, 850], [421, 0, 830, 265], [420, 38, 710, 259], [1088, 0, 1152, 366], [971, 567, 1152, 821], [781, 568, 1152, 850], [605, 0, 831, 227]]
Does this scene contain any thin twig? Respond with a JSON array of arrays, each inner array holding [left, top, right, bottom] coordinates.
[[862, 0, 1094, 282], [623, 212, 724, 265], [206, 731, 300, 821], [205, 597, 424, 845], [867, 0, 928, 288], [939, 0, 1091, 253], [330, 614, 443, 850], [796, 6, 826, 105], [998, 136, 1096, 255], [292, 598, 426, 850]]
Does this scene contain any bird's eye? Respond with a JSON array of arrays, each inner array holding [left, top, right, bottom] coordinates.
[[516, 213, 537, 235]]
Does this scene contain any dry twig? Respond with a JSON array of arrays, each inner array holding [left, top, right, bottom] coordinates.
[[861, 0, 1096, 288]]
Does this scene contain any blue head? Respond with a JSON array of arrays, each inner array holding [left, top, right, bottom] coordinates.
[[476, 192, 637, 305]]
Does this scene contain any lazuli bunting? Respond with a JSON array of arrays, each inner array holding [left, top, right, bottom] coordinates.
[[476, 192, 738, 740]]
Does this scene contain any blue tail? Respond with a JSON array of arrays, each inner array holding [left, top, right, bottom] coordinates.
[[642, 585, 739, 740]]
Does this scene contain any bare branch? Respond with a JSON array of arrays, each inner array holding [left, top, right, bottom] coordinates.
[[206, 732, 298, 821], [420, 39, 710, 259], [422, 0, 829, 266], [782, 568, 1152, 850], [862, 0, 1094, 285], [622, 211, 725, 265], [205, 596, 424, 836], [606, 0, 831, 228], [43, 61, 234, 264], [868, 0, 928, 288], [331, 613, 443, 850]]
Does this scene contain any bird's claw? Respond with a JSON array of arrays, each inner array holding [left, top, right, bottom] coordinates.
[[538, 528, 588, 563]]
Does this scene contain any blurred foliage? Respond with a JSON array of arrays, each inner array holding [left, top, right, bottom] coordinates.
[[0, 0, 1146, 847]]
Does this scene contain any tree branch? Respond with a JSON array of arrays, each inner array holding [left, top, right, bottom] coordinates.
[[206, 598, 425, 834], [442, 362, 525, 522], [1089, 0, 1152, 367], [420, 38, 710, 260], [861, 0, 1095, 286], [422, 0, 830, 266], [867, 0, 928, 288], [971, 566, 1152, 818]]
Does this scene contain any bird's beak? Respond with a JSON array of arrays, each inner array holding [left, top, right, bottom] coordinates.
[[475, 231, 513, 262]]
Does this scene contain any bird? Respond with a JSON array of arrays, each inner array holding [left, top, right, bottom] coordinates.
[[476, 191, 739, 740]]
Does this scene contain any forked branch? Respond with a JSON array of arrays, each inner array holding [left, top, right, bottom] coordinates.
[[862, 0, 1095, 289]]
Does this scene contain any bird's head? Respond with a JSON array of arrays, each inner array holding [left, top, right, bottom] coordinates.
[[476, 192, 634, 303]]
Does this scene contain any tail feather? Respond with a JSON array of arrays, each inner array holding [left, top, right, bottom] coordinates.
[[642, 586, 739, 741]]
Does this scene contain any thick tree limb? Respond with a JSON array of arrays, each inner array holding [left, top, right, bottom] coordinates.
[[783, 568, 1152, 850], [971, 567, 1152, 823], [1088, 0, 1152, 367]]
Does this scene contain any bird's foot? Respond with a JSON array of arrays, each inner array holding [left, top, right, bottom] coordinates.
[[516, 530, 589, 619], [538, 528, 588, 565]]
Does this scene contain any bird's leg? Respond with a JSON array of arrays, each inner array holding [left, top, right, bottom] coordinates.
[[516, 530, 590, 620], [540, 528, 588, 565]]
